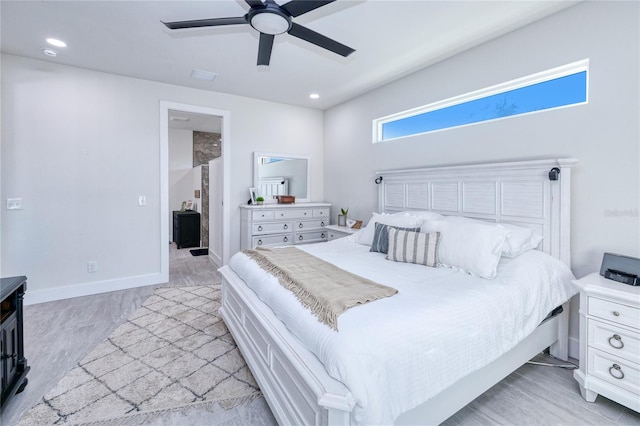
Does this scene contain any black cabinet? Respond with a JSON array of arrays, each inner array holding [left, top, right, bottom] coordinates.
[[1, 276, 29, 410], [173, 211, 201, 249]]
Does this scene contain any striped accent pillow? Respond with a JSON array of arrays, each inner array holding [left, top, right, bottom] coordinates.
[[370, 223, 421, 254], [386, 228, 440, 267]]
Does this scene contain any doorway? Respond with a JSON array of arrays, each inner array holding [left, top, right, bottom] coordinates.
[[160, 101, 231, 279]]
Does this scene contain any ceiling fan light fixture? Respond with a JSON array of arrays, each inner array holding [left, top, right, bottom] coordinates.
[[250, 10, 291, 35]]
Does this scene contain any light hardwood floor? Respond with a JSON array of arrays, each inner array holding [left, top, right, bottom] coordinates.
[[2, 245, 639, 425]]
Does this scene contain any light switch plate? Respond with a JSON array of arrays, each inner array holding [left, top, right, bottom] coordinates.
[[6, 198, 22, 210]]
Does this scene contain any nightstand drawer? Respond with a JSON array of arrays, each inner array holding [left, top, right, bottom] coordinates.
[[252, 222, 293, 235], [588, 349, 640, 395], [588, 319, 640, 364], [589, 296, 640, 329]]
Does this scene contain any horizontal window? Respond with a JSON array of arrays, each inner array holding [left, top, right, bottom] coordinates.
[[374, 59, 589, 142]]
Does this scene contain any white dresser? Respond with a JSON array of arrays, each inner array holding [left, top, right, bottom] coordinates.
[[573, 272, 640, 412], [240, 203, 331, 250]]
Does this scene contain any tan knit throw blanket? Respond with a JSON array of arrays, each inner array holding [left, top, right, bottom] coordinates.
[[242, 247, 398, 331]]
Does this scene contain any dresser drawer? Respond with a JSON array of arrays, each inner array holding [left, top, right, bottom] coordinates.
[[252, 222, 293, 235], [252, 210, 275, 221], [588, 348, 640, 395], [294, 219, 327, 230], [588, 319, 640, 364], [589, 296, 640, 329], [275, 209, 313, 219], [313, 208, 330, 218], [252, 234, 293, 248], [294, 230, 328, 244]]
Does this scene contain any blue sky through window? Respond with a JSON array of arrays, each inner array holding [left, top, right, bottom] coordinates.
[[381, 70, 587, 141]]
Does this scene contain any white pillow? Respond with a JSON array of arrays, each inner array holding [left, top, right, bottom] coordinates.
[[422, 218, 509, 279], [357, 212, 423, 246], [434, 215, 542, 258]]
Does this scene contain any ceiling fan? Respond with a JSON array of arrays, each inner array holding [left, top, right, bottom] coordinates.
[[162, 0, 355, 66]]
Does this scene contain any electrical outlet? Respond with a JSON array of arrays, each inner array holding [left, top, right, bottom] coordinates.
[[87, 261, 98, 273], [138, 195, 146, 206], [6, 198, 22, 210]]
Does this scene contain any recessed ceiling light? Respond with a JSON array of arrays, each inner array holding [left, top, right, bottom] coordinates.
[[41, 48, 58, 57], [190, 69, 218, 81], [46, 38, 66, 48], [309, 93, 320, 99]]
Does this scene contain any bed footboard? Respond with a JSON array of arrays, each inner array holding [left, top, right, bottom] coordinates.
[[219, 265, 355, 426]]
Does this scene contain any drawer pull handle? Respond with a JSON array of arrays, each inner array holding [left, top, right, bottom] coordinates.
[[609, 364, 625, 380], [283, 236, 288, 242], [257, 239, 263, 246], [321, 233, 326, 238], [321, 221, 325, 226], [258, 225, 263, 231], [608, 334, 624, 349], [283, 224, 288, 230], [299, 223, 303, 228], [613, 311, 620, 317], [299, 235, 304, 241]]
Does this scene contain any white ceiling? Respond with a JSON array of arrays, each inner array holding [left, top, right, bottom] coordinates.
[[1, 0, 577, 110]]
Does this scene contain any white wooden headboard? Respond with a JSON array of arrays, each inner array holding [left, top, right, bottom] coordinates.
[[376, 158, 577, 267], [258, 177, 289, 199]]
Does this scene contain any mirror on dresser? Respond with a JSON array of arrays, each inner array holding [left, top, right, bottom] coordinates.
[[253, 152, 310, 203]]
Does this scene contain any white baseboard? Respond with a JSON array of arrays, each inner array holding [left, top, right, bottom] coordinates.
[[209, 250, 222, 268], [24, 272, 167, 305], [568, 335, 580, 361]]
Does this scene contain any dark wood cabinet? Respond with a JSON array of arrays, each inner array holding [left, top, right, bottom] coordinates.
[[173, 210, 201, 249], [1, 276, 29, 410]]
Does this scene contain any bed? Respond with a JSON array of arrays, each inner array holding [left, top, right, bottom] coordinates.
[[219, 158, 578, 425]]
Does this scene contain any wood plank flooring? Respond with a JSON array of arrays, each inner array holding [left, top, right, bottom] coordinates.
[[2, 244, 639, 425]]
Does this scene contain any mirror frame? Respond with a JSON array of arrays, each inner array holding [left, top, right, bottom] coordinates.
[[253, 152, 311, 203]]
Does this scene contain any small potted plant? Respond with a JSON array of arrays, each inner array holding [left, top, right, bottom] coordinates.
[[338, 207, 348, 226], [256, 196, 265, 206]]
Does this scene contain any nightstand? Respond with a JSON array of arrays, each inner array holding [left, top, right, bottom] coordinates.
[[573, 272, 640, 412], [326, 224, 358, 241]]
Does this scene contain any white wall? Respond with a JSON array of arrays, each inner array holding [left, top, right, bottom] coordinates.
[[323, 1, 639, 359], [1, 54, 324, 303], [168, 128, 193, 240]]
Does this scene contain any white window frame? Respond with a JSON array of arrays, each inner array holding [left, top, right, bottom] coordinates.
[[372, 59, 589, 143]]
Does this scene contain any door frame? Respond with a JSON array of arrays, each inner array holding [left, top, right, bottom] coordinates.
[[160, 101, 231, 277]]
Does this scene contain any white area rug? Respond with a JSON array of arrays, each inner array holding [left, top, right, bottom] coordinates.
[[18, 285, 261, 425]]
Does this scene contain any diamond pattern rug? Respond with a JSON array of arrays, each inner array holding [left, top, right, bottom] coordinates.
[[18, 285, 261, 425]]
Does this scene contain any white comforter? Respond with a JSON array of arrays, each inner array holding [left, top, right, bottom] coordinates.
[[229, 239, 576, 425]]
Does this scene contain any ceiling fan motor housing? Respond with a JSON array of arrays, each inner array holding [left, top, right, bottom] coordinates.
[[248, 4, 292, 35]]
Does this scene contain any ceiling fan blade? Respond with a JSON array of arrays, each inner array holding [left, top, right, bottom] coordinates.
[[257, 33, 275, 66], [280, 0, 336, 17], [163, 16, 248, 30], [245, 0, 264, 8], [288, 22, 354, 57]]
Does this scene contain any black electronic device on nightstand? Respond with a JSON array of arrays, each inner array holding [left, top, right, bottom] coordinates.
[[600, 252, 639, 286]]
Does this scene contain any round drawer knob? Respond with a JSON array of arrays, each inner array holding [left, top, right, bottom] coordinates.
[[283, 236, 288, 242], [321, 221, 325, 226], [613, 311, 620, 317], [321, 233, 326, 238], [609, 364, 625, 380], [257, 239, 263, 245], [258, 225, 263, 231], [299, 223, 303, 228], [299, 235, 304, 241], [283, 224, 288, 229], [608, 334, 624, 349]]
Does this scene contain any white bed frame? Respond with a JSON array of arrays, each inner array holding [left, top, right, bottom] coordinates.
[[220, 158, 578, 425]]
